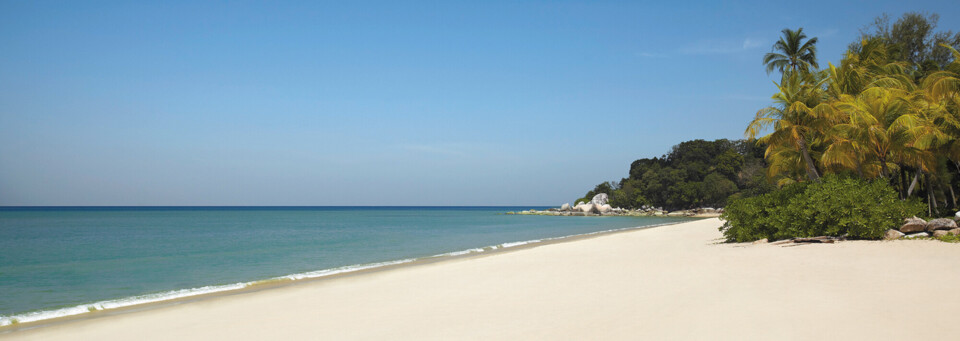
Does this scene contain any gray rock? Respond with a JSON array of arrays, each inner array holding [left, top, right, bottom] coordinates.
[[932, 230, 950, 238], [950, 228, 960, 236], [904, 232, 930, 239], [900, 217, 928, 233], [884, 229, 905, 240], [926, 218, 958, 232], [579, 203, 596, 213], [560, 203, 571, 211], [590, 193, 609, 206], [597, 204, 613, 213], [955, 211, 960, 219]]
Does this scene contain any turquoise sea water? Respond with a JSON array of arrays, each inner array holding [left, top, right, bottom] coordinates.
[[0, 207, 691, 325]]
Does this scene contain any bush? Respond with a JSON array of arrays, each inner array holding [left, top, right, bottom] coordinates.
[[720, 175, 925, 242]]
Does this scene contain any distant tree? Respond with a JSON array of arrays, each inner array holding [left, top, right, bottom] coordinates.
[[857, 12, 960, 71], [763, 28, 820, 75], [714, 149, 745, 180], [576, 139, 769, 210], [703, 172, 739, 207]]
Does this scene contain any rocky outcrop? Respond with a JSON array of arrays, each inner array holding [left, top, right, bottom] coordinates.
[[900, 217, 928, 233], [560, 203, 571, 211], [579, 203, 597, 214], [884, 229, 905, 240], [597, 204, 613, 213], [590, 193, 609, 206], [932, 230, 951, 238], [925, 218, 958, 232]]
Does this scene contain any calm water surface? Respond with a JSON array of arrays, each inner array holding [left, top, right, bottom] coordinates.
[[0, 206, 692, 324]]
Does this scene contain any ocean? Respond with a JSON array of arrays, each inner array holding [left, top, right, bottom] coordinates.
[[0, 206, 692, 326]]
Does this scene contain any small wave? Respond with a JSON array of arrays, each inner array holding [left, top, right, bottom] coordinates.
[[434, 248, 485, 257], [500, 240, 540, 248], [0, 282, 248, 326], [276, 259, 416, 281]]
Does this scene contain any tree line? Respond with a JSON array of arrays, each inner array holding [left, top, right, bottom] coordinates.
[[749, 12, 960, 216], [577, 12, 959, 214], [575, 139, 774, 210]]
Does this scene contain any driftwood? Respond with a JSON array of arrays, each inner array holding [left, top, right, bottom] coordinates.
[[768, 236, 845, 246], [793, 236, 843, 243]]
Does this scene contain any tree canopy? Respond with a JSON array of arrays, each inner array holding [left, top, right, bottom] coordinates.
[[575, 139, 772, 210]]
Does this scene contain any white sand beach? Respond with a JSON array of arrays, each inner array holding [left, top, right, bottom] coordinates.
[[5, 218, 960, 340]]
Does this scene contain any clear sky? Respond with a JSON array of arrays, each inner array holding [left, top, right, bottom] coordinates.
[[1, 0, 958, 206]]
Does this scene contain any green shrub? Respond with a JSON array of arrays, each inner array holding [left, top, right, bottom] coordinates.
[[720, 175, 925, 242], [932, 233, 960, 243]]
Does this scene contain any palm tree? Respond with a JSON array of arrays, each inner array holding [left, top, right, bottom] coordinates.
[[827, 87, 915, 179], [763, 28, 820, 75], [747, 71, 833, 182], [827, 38, 906, 98]]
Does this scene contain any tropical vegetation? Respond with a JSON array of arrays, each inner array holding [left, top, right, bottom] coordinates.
[[746, 12, 960, 217], [577, 12, 959, 241], [574, 139, 773, 210], [721, 12, 960, 241], [721, 175, 925, 242]]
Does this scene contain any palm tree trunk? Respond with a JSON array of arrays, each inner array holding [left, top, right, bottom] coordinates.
[[908, 171, 920, 197], [879, 159, 890, 179], [899, 168, 907, 199], [855, 158, 865, 179], [797, 138, 820, 182], [948, 183, 956, 209], [925, 173, 933, 216]]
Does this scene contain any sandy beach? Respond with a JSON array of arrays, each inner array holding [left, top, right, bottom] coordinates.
[[4, 218, 960, 340]]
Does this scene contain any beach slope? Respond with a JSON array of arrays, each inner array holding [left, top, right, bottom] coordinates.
[[5, 218, 960, 340]]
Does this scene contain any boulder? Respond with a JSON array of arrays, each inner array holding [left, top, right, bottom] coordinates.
[[560, 203, 571, 211], [926, 218, 958, 232], [597, 204, 613, 213], [932, 230, 950, 238], [904, 232, 930, 239], [752, 238, 768, 244], [590, 193, 609, 206], [950, 228, 960, 236], [955, 211, 960, 219], [900, 217, 927, 233], [579, 203, 596, 213], [883, 229, 905, 240]]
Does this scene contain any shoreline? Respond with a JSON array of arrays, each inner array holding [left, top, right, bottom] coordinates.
[[5, 217, 960, 340], [0, 218, 695, 333]]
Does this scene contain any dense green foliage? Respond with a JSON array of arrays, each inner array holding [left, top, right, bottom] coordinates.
[[854, 12, 960, 71], [718, 12, 959, 241], [720, 176, 926, 242], [573, 12, 958, 244], [575, 139, 774, 210], [748, 12, 960, 217]]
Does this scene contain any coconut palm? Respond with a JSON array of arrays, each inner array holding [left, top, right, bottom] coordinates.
[[828, 87, 915, 178], [827, 38, 906, 98], [763, 28, 820, 75], [747, 70, 833, 182]]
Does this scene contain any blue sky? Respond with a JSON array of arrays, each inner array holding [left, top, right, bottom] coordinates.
[[1, 0, 958, 206]]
